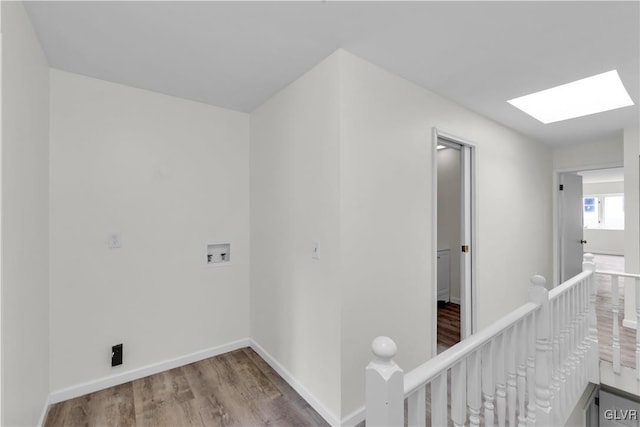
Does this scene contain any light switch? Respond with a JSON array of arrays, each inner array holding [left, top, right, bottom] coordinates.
[[312, 240, 320, 260], [108, 232, 122, 249]]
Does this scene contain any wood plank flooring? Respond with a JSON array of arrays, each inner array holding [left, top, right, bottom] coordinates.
[[45, 348, 329, 427], [593, 254, 638, 369], [437, 302, 460, 354]]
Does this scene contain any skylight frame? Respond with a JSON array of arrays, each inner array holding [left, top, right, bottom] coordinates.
[[507, 70, 634, 124]]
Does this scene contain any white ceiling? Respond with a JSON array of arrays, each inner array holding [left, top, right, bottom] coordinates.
[[24, 1, 639, 145]]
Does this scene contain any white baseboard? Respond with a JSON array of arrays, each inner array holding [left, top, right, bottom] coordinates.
[[341, 405, 365, 426], [249, 339, 341, 426], [49, 338, 250, 404], [37, 395, 51, 427], [450, 297, 461, 305], [623, 319, 637, 329]]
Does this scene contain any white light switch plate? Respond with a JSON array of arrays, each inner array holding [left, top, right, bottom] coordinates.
[[108, 232, 122, 249], [311, 240, 320, 260]]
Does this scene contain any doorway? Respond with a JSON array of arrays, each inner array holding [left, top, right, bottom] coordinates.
[[433, 129, 476, 354], [555, 165, 625, 284]]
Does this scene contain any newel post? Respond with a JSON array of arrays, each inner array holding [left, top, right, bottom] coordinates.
[[583, 253, 599, 383], [366, 336, 404, 426], [529, 275, 552, 426]]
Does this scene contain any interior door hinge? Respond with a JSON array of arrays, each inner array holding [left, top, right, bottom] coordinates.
[[559, 184, 564, 191], [461, 245, 470, 253]]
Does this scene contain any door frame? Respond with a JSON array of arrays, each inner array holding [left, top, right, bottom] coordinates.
[[552, 162, 623, 286], [432, 128, 477, 354]]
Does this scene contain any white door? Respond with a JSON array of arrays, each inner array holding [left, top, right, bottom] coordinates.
[[460, 144, 473, 338], [559, 173, 585, 282]]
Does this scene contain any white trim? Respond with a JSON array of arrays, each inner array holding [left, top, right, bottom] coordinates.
[[450, 296, 461, 305], [340, 405, 365, 426], [249, 339, 340, 427], [433, 128, 478, 345], [552, 162, 624, 286], [37, 396, 50, 427], [49, 338, 250, 404], [623, 319, 637, 329]]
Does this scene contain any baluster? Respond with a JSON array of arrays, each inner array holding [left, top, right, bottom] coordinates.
[[495, 333, 507, 426], [636, 277, 640, 380], [366, 336, 404, 426], [550, 297, 561, 419], [612, 275, 621, 373], [581, 277, 590, 385], [506, 326, 517, 427], [408, 386, 426, 427], [569, 286, 578, 396], [558, 292, 568, 414], [468, 350, 482, 427], [530, 275, 552, 427], [583, 253, 599, 384], [527, 311, 537, 426], [517, 318, 527, 427], [451, 360, 467, 427], [483, 340, 496, 427], [431, 372, 447, 427]]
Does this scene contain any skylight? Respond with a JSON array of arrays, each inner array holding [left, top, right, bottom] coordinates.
[[507, 70, 634, 124]]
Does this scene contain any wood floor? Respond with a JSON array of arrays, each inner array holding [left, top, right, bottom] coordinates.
[[593, 254, 638, 369], [437, 302, 461, 354], [44, 347, 328, 427]]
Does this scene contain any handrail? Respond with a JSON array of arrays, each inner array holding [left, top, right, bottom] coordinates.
[[403, 301, 539, 397], [548, 270, 591, 299], [596, 270, 640, 279]]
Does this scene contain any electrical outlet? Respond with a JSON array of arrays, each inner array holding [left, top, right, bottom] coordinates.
[[108, 232, 122, 249], [112, 344, 123, 367]]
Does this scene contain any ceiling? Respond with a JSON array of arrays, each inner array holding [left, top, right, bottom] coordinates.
[[24, 1, 639, 146]]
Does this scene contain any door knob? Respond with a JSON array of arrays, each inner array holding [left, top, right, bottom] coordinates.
[[580, 239, 587, 244]]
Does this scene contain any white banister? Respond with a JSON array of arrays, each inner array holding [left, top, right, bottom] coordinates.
[[594, 267, 640, 380], [366, 254, 600, 426], [366, 336, 403, 426], [612, 275, 621, 373], [530, 275, 552, 427]]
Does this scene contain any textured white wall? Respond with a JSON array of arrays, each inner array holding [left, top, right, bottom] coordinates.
[[250, 52, 342, 421], [1, 2, 50, 425], [49, 70, 250, 391], [339, 51, 552, 416], [553, 135, 624, 170]]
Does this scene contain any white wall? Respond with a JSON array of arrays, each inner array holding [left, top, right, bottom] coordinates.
[[553, 134, 624, 170], [250, 53, 342, 421], [339, 51, 553, 417], [1, 2, 50, 425], [437, 148, 461, 302], [49, 70, 250, 392], [583, 181, 625, 255]]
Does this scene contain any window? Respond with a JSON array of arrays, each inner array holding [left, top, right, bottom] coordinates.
[[583, 194, 624, 230]]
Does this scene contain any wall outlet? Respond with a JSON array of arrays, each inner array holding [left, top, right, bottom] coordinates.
[[108, 232, 122, 249], [207, 243, 231, 265], [112, 344, 123, 367]]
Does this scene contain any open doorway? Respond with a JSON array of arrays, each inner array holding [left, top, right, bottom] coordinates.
[[433, 129, 476, 354], [556, 166, 625, 284]]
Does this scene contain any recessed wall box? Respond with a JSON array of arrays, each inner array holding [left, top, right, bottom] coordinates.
[[207, 243, 231, 266]]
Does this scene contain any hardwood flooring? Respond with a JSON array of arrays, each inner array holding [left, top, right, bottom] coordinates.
[[593, 254, 638, 369], [437, 302, 460, 354], [45, 348, 329, 427]]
